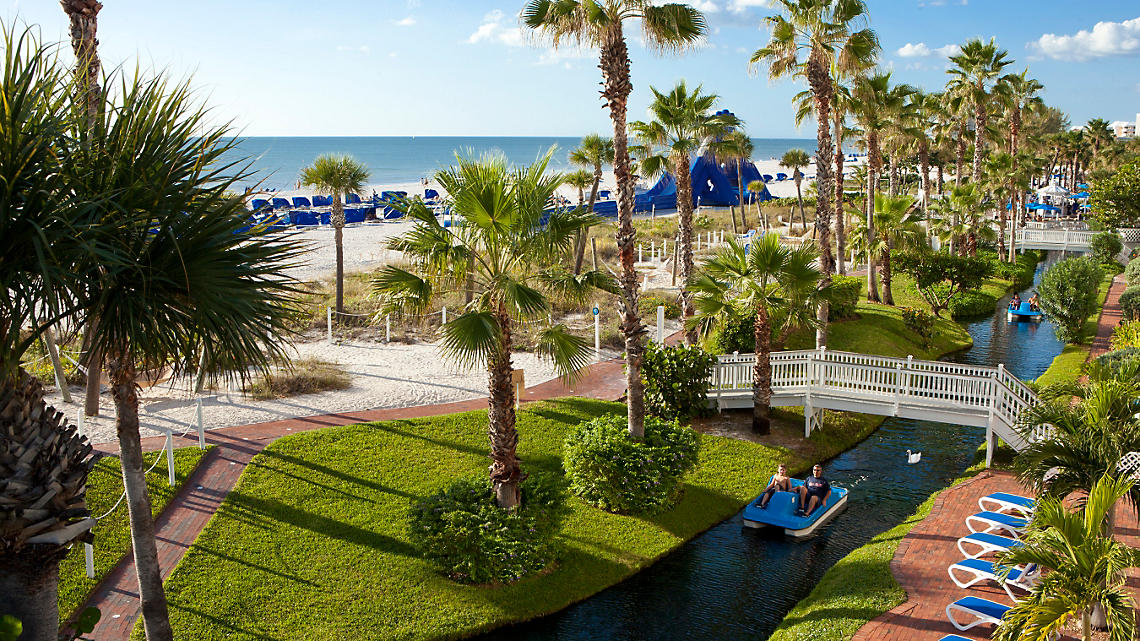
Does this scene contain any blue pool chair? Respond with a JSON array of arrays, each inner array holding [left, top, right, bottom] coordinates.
[[776, 172, 788, 181], [346, 193, 362, 205], [939, 636, 974, 641], [948, 558, 1039, 601], [290, 211, 320, 227], [946, 596, 1010, 631], [292, 196, 312, 208], [271, 197, 292, 209], [957, 531, 1022, 559], [966, 511, 1028, 537], [312, 195, 332, 207], [250, 198, 270, 211], [762, 174, 774, 182], [424, 188, 439, 200], [344, 207, 366, 224], [978, 492, 1036, 517]]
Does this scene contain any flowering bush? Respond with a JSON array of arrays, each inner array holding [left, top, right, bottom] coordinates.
[[407, 473, 568, 584], [563, 414, 700, 515], [901, 307, 934, 346]]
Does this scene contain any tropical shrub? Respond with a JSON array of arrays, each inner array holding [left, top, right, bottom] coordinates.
[[1091, 347, 1140, 379], [1126, 258, 1140, 285], [828, 274, 862, 320], [1090, 231, 1123, 266], [1038, 257, 1104, 343], [642, 341, 716, 420], [949, 290, 998, 319], [1120, 286, 1140, 322], [1088, 158, 1140, 229], [408, 473, 569, 584], [982, 250, 1039, 290], [894, 251, 993, 317], [1111, 320, 1140, 350], [563, 414, 700, 515], [639, 291, 682, 320], [901, 307, 934, 346]]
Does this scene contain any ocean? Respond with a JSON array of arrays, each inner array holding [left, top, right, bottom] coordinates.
[[219, 136, 826, 191]]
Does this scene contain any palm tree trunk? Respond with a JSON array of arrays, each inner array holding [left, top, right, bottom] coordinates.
[[889, 155, 899, 197], [109, 355, 174, 641], [332, 194, 346, 315], [794, 178, 806, 234], [973, 94, 985, 184], [1082, 609, 1092, 641], [676, 154, 697, 344], [955, 120, 966, 186], [920, 142, 931, 245], [574, 168, 604, 274], [599, 26, 646, 439], [734, 163, 744, 234], [752, 302, 772, 435], [488, 302, 520, 508], [867, 132, 881, 302], [937, 164, 944, 197], [881, 245, 894, 306], [82, 323, 100, 416], [0, 548, 66, 641], [835, 112, 847, 275], [808, 56, 835, 348]]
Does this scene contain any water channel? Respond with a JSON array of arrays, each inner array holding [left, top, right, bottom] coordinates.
[[480, 254, 1068, 641]]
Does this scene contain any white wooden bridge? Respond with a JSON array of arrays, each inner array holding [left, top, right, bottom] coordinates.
[[708, 348, 1042, 465], [1014, 229, 1094, 252]]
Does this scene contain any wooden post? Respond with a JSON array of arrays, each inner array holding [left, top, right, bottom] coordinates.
[[511, 369, 525, 409], [327, 306, 333, 342], [41, 328, 71, 403], [442, 306, 448, 325], [84, 543, 94, 579], [591, 237, 598, 271], [166, 433, 175, 487]]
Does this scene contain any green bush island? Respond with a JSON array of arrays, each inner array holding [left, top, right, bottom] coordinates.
[[563, 414, 699, 515], [828, 274, 861, 320], [408, 473, 569, 584], [642, 341, 717, 420], [948, 289, 998, 319], [893, 251, 993, 317], [900, 307, 934, 346], [1125, 258, 1140, 286], [1090, 231, 1124, 266], [1120, 286, 1140, 322], [1038, 257, 1104, 343]]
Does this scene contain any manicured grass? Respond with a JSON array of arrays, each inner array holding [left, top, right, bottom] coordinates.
[[1035, 272, 1116, 386], [154, 398, 815, 640], [58, 447, 209, 625]]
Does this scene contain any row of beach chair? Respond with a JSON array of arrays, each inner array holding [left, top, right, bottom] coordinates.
[[941, 492, 1038, 638]]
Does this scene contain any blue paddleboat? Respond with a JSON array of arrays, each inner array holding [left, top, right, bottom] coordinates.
[[742, 477, 848, 537], [1007, 301, 1043, 323]]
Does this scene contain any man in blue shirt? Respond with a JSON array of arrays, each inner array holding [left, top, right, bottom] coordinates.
[[796, 464, 831, 517]]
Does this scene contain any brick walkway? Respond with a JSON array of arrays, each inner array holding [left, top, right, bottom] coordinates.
[[80, 354, 634, 639], [853, 470, 1140, 641], [1089, 273, 1127, 360]]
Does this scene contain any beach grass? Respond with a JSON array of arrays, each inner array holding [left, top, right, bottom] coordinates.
[[58, 447, 210, 626], [244, 358, 352, 400], [151, 398, 846, 641]]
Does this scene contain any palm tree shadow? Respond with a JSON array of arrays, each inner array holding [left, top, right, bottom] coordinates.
[[368, 420, 486, 458], [254, 448, 418, 500], [168, 602, 282, 641], [193, 544, 319, 587]]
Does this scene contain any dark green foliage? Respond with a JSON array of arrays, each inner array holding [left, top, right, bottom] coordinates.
[[1038, 257, 1104, 343], [893, 251, 994, 317], [949, 290, 998, 319], [706, 312, 754, 355], [563, 414, 700, 515], [1125, 259, 1140, 286], [1120, 286, 1140, 322], [981, 250, 1039, 291], [1091, 347, 1140, 379], [642, 341, 716, 420], [900, 307, 934, 347], [638, 291, 681, 320], [1090, 231, 1123, 265], [828, 274, 862, 320], [408, 473, 569, 584], [1088, 159, 1140, 230]]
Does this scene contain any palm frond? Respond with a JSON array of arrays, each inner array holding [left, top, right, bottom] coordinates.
[[534, 324, 592, 382], [439, 311, 501, 371]]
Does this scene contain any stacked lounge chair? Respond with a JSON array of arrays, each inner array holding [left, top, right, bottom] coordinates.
[[292, 196, 312, 208]]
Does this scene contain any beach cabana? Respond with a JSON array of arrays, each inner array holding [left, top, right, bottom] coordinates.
[[1036, 183, 1069, 200]]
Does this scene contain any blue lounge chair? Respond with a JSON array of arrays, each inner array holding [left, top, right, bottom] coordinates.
[[344, 207, 366, 224], [312, 195, 332, 207], [424, 188, 439, 200], [776, 173, 788, 181], [979, 492, 1036, 517], [939, 636, 974, 641], [250, 198, 270, 211], [957, 532, 1022, 559], [292, 196, 312, 208], [599, 189, 611, 199], [346, 193, 362, 205], [949, 558, 1039, 601], [762, 174, 774, 182], [290, 211, 320, 227], [271, 197, 292, 209], [946, 596, 1010, 631], [966, 511, 1028, 537]]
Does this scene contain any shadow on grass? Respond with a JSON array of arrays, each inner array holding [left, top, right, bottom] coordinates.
[[168, 602, 282, 641], [192, 544, 319, 588], [223, 492, 418, 557], [254, 448, 418, 500], [638, 483, 743, 539], [368, 420, 487, 458]]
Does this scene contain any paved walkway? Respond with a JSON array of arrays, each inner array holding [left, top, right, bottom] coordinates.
[[1089, 273, 1127, 360], [852, 470, 1140, 641], [80, 355, 634, 639]]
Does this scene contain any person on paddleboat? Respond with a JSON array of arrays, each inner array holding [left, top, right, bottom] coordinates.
[[796, 465, 831, 517], [1008, 293, 1022, 311], [1028, 292, 1040, 311], [757, 463, 792, 509]]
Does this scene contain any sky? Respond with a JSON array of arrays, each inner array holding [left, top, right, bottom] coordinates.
[[4, 1, 1138, 138]]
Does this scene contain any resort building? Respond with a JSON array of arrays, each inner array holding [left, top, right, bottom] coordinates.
[[1111, 114, 1139, 138]]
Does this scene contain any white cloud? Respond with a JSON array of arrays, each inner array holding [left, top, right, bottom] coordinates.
[[467, 9, 525, 47], [395, 16, 416, 27], [691, 0, 720, 12], [727, 0, 770, 11], [336, 45, 370, 54], [1029, 17, 1140, 61], [896, 42, 961, 58]]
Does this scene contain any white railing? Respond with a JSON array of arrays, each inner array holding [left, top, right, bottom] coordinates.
[[1014, 229, 1096, 249], [709, 348, 1039, 453]]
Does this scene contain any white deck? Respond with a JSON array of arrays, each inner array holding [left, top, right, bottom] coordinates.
[[708, 349, 1044, 464]]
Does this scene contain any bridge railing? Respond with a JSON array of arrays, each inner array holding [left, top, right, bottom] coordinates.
[[1014, 229, 1096, 247]]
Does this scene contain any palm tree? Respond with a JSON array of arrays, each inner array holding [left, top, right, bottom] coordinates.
[[947, 38, 1013, 184], [715, 128, 754, 234], [373, 150, 612, 507], [631, 81, 738, 343], [909, 90, 940, 240], [0, 28, 99, 641], [747, 179, 770, 231], [300, 154, 370, 317], [565, 168, 593, 205], [750, 0, 879, 347], [690, 234, 822, 434], [868, 193, 923, 305], [779, 148, 812, 234], [74, 72, 306, 641], [1001, 70, 1043, 259], [1084, 118, 1114, 159], [930, 184, 986, 255], [993, 475, 1139, 641], [522, 0, 708, 439], [568, 134, 614, 274]]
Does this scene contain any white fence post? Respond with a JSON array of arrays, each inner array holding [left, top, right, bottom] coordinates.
[[77, 411, 84, 438], [594, 302, 601, 363], [385, 314, 391, 342], [662, 238, 668, 261], [442, 306, 447, 325], [84, 542, 94, 579], [165, 433, 175, 487], [327, 306, 333, 342], [196, 398, 205, 450], [639, 244, 643, 263], [657, 305, 665, 344]]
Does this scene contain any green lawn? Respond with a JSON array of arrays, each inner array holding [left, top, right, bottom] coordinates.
[[59, 447, 209, 625], [154, 399, 804, 640], [1035, 272, 1117, 386]]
